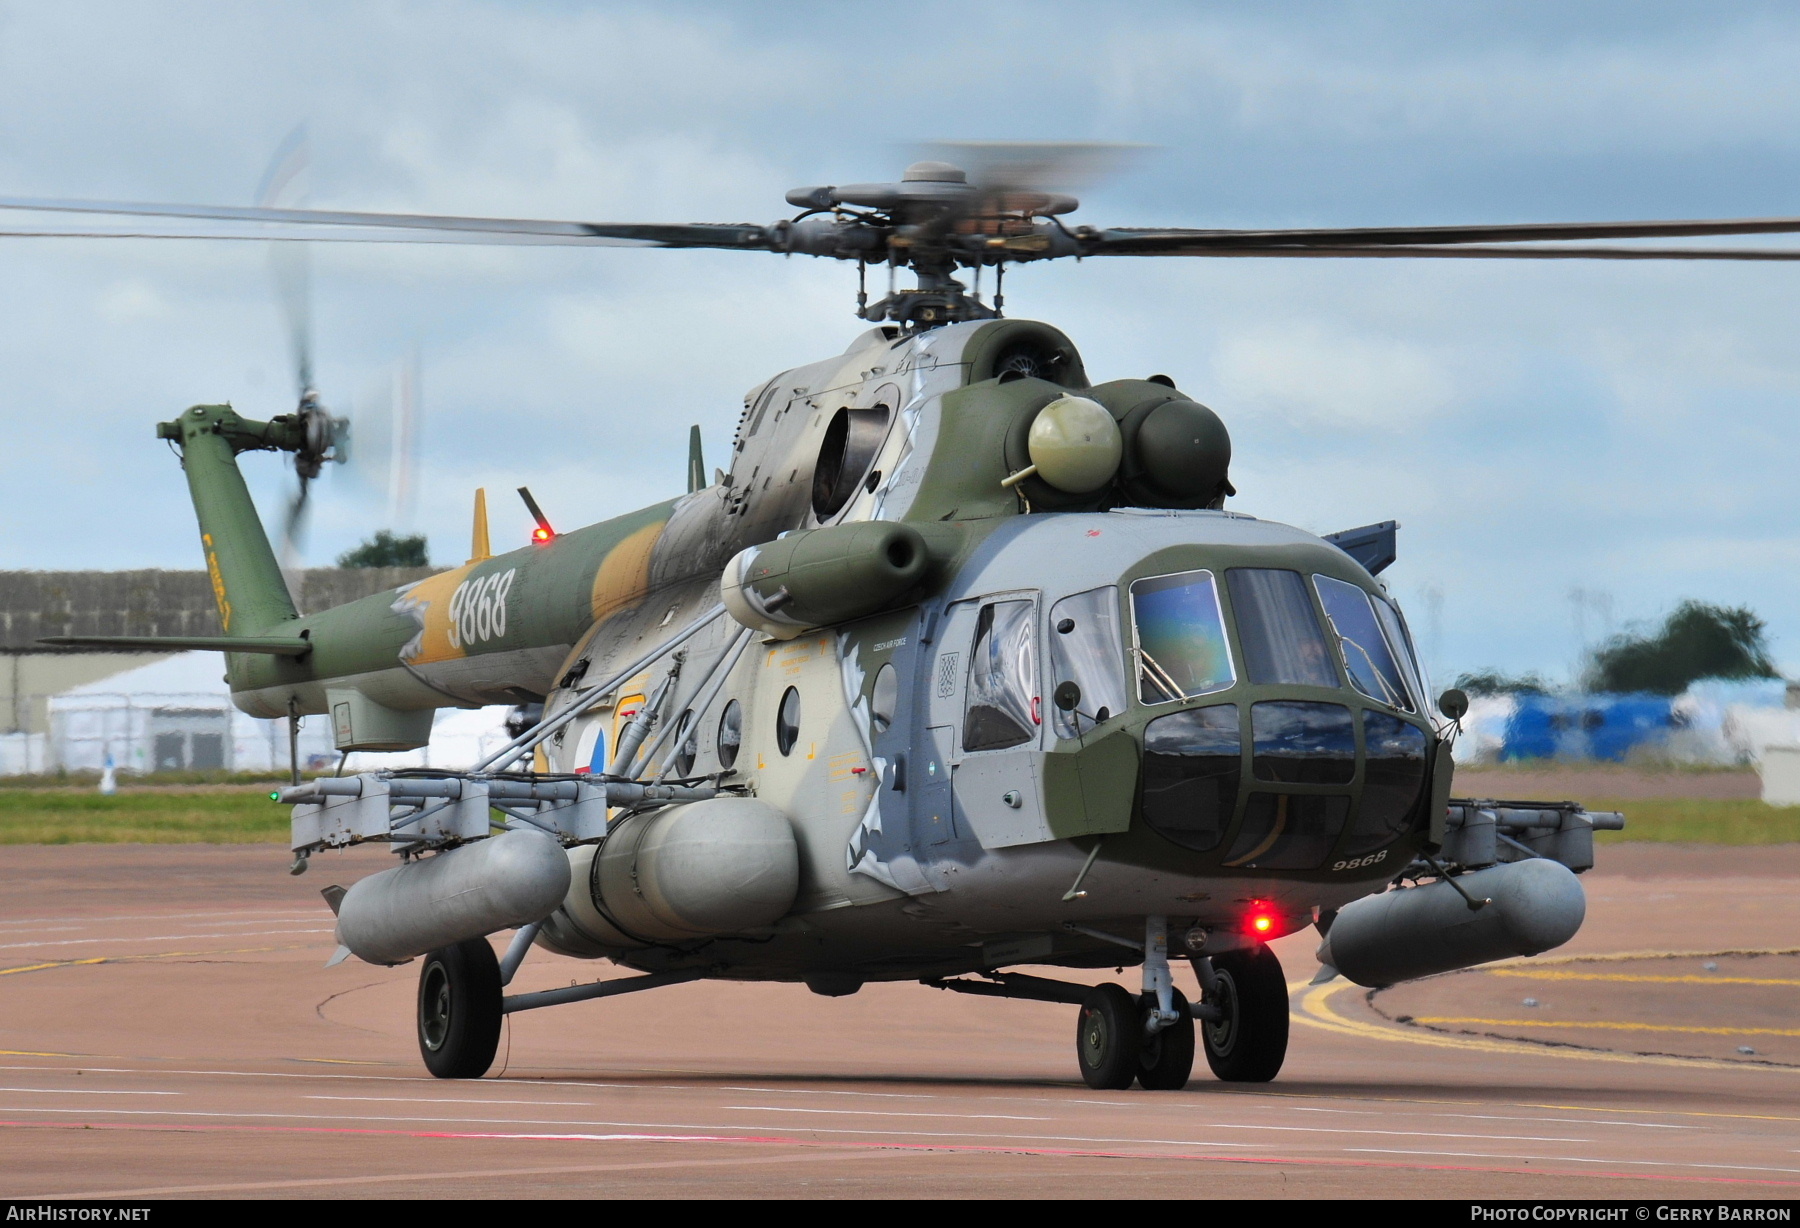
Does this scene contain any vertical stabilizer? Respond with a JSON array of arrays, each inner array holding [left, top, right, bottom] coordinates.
[[470, 488, 492, 562], [157, 405, 300, 635]]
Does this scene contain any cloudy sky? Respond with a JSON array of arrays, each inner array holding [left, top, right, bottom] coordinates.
[[2, 0, 1799, 685]]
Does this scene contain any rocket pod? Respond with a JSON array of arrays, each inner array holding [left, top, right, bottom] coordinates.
[[334, 828, 571, 967], [1315, 858, 1587, 989]]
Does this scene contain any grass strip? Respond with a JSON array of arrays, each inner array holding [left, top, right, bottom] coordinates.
[[1589, 797, 1800, 845], [0, 788, 290, 844]]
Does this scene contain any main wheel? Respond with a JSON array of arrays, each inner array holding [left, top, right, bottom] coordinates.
[[1199, 945, 1289, 1083], [1075, 983, 1140, 1090], [1136, 986, 1196, 1091], [417, 938, 503, 1079]]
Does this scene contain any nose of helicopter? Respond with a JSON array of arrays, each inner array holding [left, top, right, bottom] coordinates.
[[1045, 537, 1437, 875]]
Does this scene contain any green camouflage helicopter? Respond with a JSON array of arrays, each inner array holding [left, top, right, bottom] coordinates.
[[32, 148, 1800, 1088]]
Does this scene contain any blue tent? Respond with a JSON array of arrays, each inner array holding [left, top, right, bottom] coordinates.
[[1502, 693, 1678, 762]]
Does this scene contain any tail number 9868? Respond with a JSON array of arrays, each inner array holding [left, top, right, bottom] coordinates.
[[448, 568, 517, 649], [1332, 850, 1388, 873]]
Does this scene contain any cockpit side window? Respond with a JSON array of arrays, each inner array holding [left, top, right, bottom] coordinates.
[[1313, 574, 1414, 712], [963, 599, 1039, 752], [1128, 570, 1234, 705], [1225, 568, 1338, 689], [1373, 595, 1431, 715], [1049, 586, 1128, 738]]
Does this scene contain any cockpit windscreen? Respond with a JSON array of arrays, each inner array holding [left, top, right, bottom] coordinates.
[[1128, 570, 1234, 704]]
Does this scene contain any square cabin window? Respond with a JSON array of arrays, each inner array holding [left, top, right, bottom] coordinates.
[[963, 599, 1039, 753], [1129, 570, 1235, 705]]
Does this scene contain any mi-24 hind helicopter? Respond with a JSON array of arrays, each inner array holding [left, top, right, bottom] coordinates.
[[33, 146, 1800, 1089]]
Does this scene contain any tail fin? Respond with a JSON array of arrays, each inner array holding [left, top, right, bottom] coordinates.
[[158, 405, 300, 635], [469, 488, 492, 562]]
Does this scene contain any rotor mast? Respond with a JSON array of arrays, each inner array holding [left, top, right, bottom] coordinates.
[[779, 160, 1083, 332]]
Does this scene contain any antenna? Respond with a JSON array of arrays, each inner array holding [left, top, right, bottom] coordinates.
[[517, 486, 555, 543], [686, 426, 706, 494]]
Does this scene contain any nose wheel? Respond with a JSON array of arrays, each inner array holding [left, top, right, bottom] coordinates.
[[417, 938, 503, 1079], [1074, 983, 1197, 1091]]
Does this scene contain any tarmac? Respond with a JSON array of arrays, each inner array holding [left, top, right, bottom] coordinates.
[[1, 840, 1797, 1199]]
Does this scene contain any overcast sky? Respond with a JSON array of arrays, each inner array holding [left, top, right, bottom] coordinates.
[[2, 0, 1799, 686]]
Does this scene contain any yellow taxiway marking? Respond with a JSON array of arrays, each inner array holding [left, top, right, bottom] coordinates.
[[0, 957, 107, 977], [1413, 1017, 1800, 1039], [1483, 968, 1800, 987], [0, 945, 306, 978], [0, 1051, 77, 1059], [1292, 973, 1800, 1075]]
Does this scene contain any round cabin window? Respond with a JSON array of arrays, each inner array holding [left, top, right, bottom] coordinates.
[[776, 686, 802, 756], [672, 709, 697, 777], [717, 699, 743, 770], [870, 663, 898, 735]]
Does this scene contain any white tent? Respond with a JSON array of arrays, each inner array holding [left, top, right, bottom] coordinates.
[[39, 652, 514, 775]]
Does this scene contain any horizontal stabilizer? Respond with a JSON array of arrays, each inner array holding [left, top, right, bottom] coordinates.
[[38, 634, 312, 656], [1322, 520, 1398, 575]]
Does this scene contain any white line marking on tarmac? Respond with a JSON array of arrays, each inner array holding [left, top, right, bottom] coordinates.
[[1154, 1122, 1591, 1143], [0, 1105, 1265, 1150], [0, 1087, 180, 1096], [724, 1105, 1050, 1121], [1349, 1149, 1800, 1177], [721, 1086, 939, 1101], [307, 1096, 594, 1106], [1436, 1113, 1696, 1130], [1290, 1107, 1366, 1114]]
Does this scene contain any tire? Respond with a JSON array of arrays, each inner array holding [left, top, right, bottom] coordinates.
[[417, 938, 503, 1079], [1199, 945, 1289, 1083], [1136, 986, 1196, 1091], [1075, 983, 1140, 1091]]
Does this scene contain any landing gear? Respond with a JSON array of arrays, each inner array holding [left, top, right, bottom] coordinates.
[[1136, 987, 1195, 1090], [1197, 944, 1289, 1083], [1076, 983, 1140, 1090], [417, 938, 503, 1079], [1074, 984, 1197, 1091]]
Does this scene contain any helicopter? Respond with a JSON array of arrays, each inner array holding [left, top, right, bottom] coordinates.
[[37, 146, 1800, 1089]]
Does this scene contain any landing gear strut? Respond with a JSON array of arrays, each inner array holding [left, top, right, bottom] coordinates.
[[417, 938, 503, 1079], [1074, 916, 1201, 1091]]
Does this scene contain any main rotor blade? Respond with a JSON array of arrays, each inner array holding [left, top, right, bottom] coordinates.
[[0, 223, 663, 244], [1115, 244, 1800, 261], [258, 126, 315, 397], [0, 195, 772, 249], [1087, 216, 1800, 255]]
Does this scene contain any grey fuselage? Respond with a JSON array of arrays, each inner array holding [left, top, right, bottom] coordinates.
[[516, 319, 1447, 986]]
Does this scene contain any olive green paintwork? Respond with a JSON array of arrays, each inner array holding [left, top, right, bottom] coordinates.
[[160, 403, 681, 714], [737, 520, 937, 631], [163, 405, 301, 637], [1045, 536, 1440, 888], [1040, 727, 1140, 838]]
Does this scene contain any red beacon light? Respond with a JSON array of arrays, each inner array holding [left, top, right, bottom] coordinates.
[[531, 525, 554, 544], [1244, 901, 1282, 939]]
